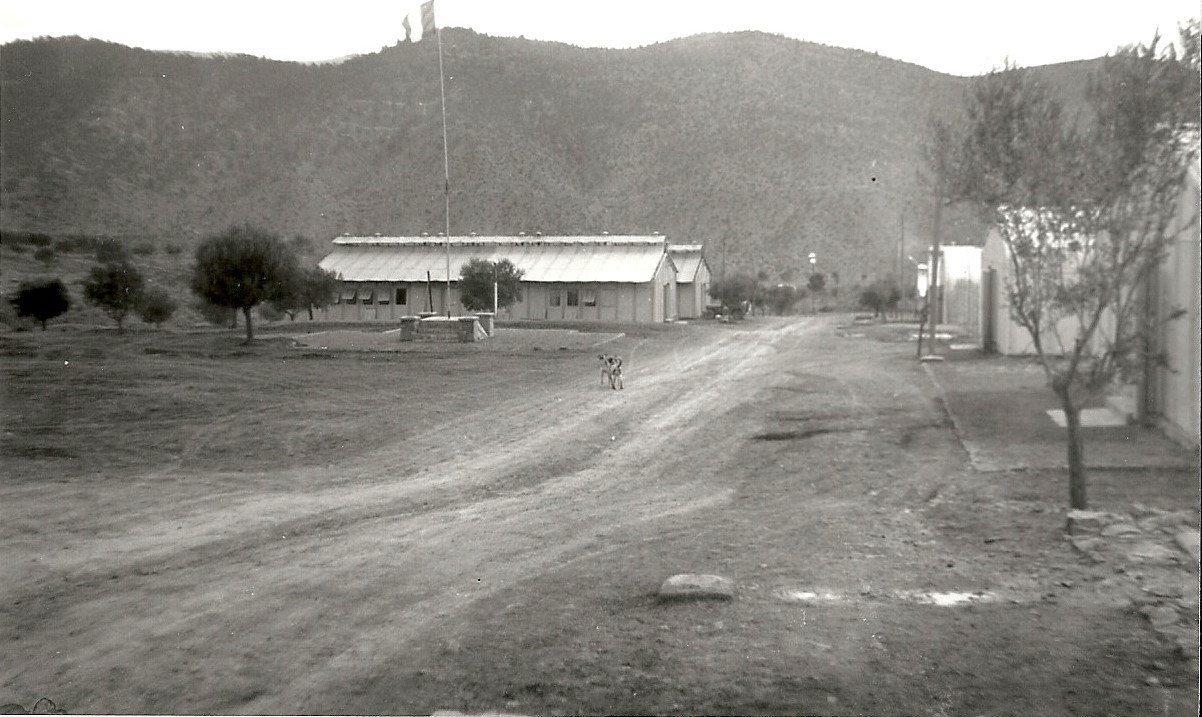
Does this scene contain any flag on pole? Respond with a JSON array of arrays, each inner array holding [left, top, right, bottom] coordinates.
[[421, 0, 436, 36], [403, 0, 437, 42]]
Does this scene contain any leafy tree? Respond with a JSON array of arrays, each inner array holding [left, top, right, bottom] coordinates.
[[11, 279, 70, 330], [137, 287, 177, 328], [298, 267, 340, 320], [33, 247, 57, 264], [858, 279, 901, 318], [708, 273, 758, 314], [83, 261, 145, 333], [271, 266, 340, 320], [946, 34, 1197, 510], [458, 258, 524, 312], [807, 272, 826, 293], [27, 232, 53, 247], [190, 224, 298, 343]]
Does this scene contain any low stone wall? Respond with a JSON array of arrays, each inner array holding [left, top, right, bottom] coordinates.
[[399, 316, 484, 342]]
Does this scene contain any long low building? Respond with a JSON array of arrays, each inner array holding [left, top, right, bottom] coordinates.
[[316, 234, 680, 323]]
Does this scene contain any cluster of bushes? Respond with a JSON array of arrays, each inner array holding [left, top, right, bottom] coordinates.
[[4, 225, 336, 338], [6, 266, 179, 332], [1, 230, 178, 266], [707, 272, 835, 317]]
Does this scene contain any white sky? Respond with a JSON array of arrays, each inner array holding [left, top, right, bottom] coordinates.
[[0, 0, 1197, 76]]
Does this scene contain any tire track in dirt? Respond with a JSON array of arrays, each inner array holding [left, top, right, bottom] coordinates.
[[2, 319, 822, 713]]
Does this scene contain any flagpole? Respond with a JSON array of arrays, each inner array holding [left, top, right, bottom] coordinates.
[[434, 15, 452, 318]]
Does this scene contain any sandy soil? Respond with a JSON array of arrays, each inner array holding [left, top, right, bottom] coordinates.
[[1, 317, 1197, 715]]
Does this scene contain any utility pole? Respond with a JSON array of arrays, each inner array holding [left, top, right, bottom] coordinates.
[[897, 212, 905, 320]]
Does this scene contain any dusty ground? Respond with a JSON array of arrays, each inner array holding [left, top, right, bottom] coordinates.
[[1, 316, 1198, 715]]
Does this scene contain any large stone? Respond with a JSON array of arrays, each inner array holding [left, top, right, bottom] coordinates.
[[658, 574, 736, 602], [1066, 510, 1113, 536], [1174, 529, 1200, 565]]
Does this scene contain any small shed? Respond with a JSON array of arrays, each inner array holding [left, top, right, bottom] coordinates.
[[317, 234, 679, 324], [668, 244, 712, 319]]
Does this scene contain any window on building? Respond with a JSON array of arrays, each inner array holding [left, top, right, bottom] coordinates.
[[582, 289, 597, 307], [549, 291, 562, 307], [360, 287, 374, 305], [340, 287, 356, 304], [395, 287, 408, 305], [566, 289, 579, 307], [377, 285, 391, 304]]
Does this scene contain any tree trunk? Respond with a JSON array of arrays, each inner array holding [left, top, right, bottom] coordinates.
[[1062, 395, 1088, 509], [243, 306, 254, 344]]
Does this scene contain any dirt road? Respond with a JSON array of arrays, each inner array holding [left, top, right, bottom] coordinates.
[[2, 317, 1197, 715]]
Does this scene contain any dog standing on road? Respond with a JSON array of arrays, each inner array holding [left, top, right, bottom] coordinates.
[[598, 354, 624, 390]]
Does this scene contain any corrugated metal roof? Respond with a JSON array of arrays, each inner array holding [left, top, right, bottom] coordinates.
[[319, 235, 672, 284], [668, 245, 705, 283]]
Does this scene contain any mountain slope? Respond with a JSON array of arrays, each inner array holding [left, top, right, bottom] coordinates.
[[0, 31, 1096, 282]]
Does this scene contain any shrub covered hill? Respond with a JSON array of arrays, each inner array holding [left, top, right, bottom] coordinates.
[[0, 30, 1098, 283]]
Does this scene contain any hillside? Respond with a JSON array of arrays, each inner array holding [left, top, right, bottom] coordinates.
[[0, 31, 1099, 286]]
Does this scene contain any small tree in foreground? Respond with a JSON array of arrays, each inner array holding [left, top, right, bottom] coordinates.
[[458, 258, 524, 312], [190, 224, 298, 343], [11, 279, 70, 330], [947, 32, 1198, 510], [83, 261, 145, 334]]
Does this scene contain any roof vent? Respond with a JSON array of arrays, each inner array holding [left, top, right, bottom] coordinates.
[[602, 231, 609, 235], [470, 232, 477, 236], [536, 231, 543, 236], [519, 231, 526, 236], [374, 232, 382, 237], [422, 232, 429, 237]]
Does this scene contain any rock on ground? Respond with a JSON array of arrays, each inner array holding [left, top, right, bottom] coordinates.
[[658, 574, 736, 601]]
